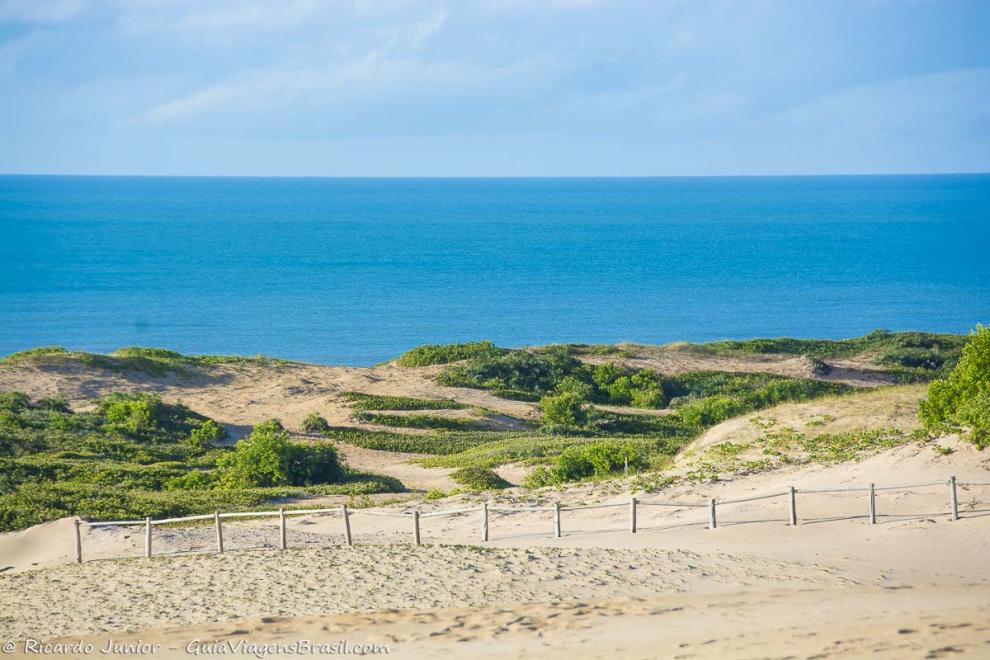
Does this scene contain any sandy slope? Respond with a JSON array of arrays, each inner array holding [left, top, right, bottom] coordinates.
[[1, 442, 988, 657]]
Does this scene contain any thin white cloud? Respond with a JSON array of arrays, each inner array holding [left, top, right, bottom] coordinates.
[[0, 0, 88, 24]]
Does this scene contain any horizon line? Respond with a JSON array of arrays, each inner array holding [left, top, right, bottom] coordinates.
[[1, 171, 989, 181]]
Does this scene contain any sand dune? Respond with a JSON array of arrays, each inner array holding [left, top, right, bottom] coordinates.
[[1, 442, 988, 657]]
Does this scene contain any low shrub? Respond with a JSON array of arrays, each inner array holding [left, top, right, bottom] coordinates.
[[920, 325, 990, 448], [450, 467, 510, 490], [395, 341, 503, 367], [301, 412, 330, 433], [215, 420, 344, 488], [523, 440, 646, 487]]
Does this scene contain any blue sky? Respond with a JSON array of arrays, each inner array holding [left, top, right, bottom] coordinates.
[[1, 0, 988, 176]]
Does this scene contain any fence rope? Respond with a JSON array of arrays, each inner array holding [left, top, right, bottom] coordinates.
[[795, 486, 870, 494], [873, 480, 947, 492], [637, 500, 707, 508], [152, 514, 216, 525], [419, 507, 481, 519], [352, 510, 411, 518], [82, 519, 145, 527], [718, 491, 790, 505], [219, 511, 281, 519], [488, 505, 550, 512], [560, 502, 627, 511], [284, 508, 341, 517], [962, 481, 990, 487]]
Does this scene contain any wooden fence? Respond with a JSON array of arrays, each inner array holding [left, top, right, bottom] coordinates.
[[71, 476, 990, 563]]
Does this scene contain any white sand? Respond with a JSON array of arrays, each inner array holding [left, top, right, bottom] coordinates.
[[1, 443, 988, 657]]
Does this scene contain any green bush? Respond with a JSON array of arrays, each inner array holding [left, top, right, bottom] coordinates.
[[524, 440, 646, 487], [920, 325, 990, 448], [540, 391, 588, 427], [188, 419, 227, 449], [395, 341, 503, 366], [215, 419, 344, 488], [301, 412, 330, 433], [450, 467, 510, 490]]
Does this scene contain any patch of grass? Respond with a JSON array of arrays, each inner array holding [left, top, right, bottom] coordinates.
[[0, 346, 70, 364], [0, 392, 402, 531], [355, 411, 488, 432], [323, 427, 505, 454], [1, 346, 290, 376], [450, 467, 510, 490], [394, 341, 504, 367], [420, 434, 685, 470], [695, 330, 967, 378], [342, 392, 467, 411]]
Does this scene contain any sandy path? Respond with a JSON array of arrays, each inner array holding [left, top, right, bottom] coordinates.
[[55, 586, 990, 659]]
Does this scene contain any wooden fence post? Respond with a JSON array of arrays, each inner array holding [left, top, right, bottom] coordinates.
[[74, 519, 82, 564], [482, 501, 489, 542], [869, 483, 876, 525], [554, 502, 561, 539], [144, 517, 152, 558], [630, 496, 637, 533], [949, 476, 959, 521], [342, 504, 352, 545], [708, 498, 717, 530], [789, 486, 797, 526], [279, 508, 287, 550], [215, 510, 224, 553], [624, 457, 629, 477], [413, 510, 421, 546]]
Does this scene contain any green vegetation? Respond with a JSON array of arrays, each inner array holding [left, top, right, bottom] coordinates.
[[323, 427, 505, 454], [697, 329, 967, 380], [214, 420, 344, 488], [301, 412, 330, 433], [342, 392, 467, 411], [919, 325, 990, 448], [450, 467, 510, 490], [355, 411, 488, 431], [0, 392, 401, 531], [683, 416, 923, 482], [0, 346, 290, 376], [524, 440, 647, 487], [394, 341, 504, 367]]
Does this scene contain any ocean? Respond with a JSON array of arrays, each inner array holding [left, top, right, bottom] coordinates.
[[1, 175, 988, 365]]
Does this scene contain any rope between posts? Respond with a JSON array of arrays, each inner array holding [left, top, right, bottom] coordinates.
[[560, 502, 627, 511], [718, 491, 790, 505], [152, 514, 215, 525], [488, 506, 550, 512], [795, 486, 871, 494], [220, 511, 281, 519], [962, 481, 990, 487], [637, 500, 707, 508], [82, 519, 145, 527], [419, 507, 481, 519], [285, 508, 340, 516], [873, 480, 948, 491], [353, 510, 411, 518]]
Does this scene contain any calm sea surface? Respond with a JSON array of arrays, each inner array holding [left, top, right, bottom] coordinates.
[[1, 175, 988, 365]]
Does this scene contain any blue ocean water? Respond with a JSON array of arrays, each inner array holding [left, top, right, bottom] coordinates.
[[1, 175, 988, 365]]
